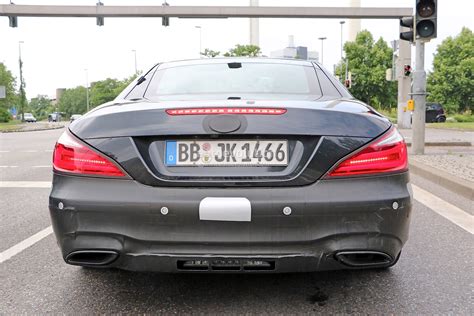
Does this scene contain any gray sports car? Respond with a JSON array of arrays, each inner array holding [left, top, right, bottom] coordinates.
[[50, 58, 411, 272]]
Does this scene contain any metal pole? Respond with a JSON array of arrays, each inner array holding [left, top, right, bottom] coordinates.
[[132, 49, 137, 74], [396, 28, 412, 129], [412, 40, 426, 154], [339, 21, 345, 82], [195, 26, 202, 57], [85, 69, 90, 112], [318, 37, 326, 65], [18, 41, 25, 122]]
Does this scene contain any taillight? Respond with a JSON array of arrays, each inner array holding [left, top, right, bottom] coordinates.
[[53, 131, 125, 177], [166, 107, 287, 115], [326, 127, 408, 178]]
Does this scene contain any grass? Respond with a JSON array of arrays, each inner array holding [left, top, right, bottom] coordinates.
[[0, 120, 23, 132], [427, 122, 474, 131]]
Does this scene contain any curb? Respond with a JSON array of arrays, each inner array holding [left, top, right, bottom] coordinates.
[[409, 160, 474, 200], [0, 125, 65, 133], [406, 141, 472, 147]]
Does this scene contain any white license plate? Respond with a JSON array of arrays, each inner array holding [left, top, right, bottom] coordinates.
[[165, 140, 288, 166]]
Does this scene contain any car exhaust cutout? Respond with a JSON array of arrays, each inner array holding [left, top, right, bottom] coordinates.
[[65, 250, 119, 266], [334, 251, 393, 268]]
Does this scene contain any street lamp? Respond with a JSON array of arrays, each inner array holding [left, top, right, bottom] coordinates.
[[195, 25, 202, 58], [18, 41, 25, 122], [132, 49, 138, 74], [318, 37, 327, 66], [339, 21, 346, 82], [85, 69, 90, 112]]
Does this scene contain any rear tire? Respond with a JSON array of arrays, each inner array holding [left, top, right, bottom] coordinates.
[[437, 116, 446, 123]]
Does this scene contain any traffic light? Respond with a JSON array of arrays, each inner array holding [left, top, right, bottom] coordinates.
[[162, 2, 170, 27], [8, 16, 18, 28], [415, 0, 437, 41], [404, 64, 412, 77], [96, 1, 104, 26], [400, 16, 415, 42]]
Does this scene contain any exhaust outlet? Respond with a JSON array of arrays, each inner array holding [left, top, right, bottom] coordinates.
[[335, 251, 393, 268], [66, 250, 118, 266]]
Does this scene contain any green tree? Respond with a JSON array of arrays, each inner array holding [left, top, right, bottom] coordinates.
[[224, 44, 262, 57], [29, 95, 53, 120], [90, 75, 137, 107], [0, 63, 18, 111], [58, 86, 87, 117], [201, 48, 221, 58], [427, 27, 473, 113], [336, 30, 397, 109]]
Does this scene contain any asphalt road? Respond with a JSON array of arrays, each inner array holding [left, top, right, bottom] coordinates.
[[1, 128, 472, 314]]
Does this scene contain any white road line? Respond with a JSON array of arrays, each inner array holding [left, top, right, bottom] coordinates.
[[413, 184, 473, 234], [0, 166, 18, 168], [0, 226, 53, 264], [0, 150, 10, 153], [0, 181, 51, 188], [32, 165, 51, 168], [44, 149, 53, 152], [21, 150, 38, 153]]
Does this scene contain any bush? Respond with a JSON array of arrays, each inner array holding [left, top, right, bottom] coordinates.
[[453, 113, 474, 123], [0, 108, 12, 123]]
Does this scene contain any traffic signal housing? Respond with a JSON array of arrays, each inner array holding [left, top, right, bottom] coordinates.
[[416, 0, 437, 41], [404, 64, 412, 77], [162, 2, 170, 27], [96, 1, 104, 26], [400, 16, 415, 42]]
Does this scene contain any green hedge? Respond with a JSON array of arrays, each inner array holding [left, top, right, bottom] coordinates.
[[0, 108, 12, 123]]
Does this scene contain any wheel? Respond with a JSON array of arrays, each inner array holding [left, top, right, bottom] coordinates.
[[437, 116, 446, 123]]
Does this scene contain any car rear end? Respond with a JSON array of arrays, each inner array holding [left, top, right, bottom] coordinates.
[[49, 59, 412, 272]]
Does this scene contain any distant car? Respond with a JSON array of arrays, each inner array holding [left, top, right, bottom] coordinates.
[[48, 112, 61, 122], [23, 113, 36, 123], [70, 114, 82, 123], [426, 103, 446, 123]]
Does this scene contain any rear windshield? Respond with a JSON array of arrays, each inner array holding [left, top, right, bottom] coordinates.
[[143, 63, 322, 101]]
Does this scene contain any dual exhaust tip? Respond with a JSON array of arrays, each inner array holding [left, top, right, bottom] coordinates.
[[65, 250, 118, 266], [334, 251, 394, 268]]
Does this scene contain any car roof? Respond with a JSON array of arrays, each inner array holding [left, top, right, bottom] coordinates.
[[157, 57, 318, 70]]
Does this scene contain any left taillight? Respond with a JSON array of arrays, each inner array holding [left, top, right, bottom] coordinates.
[[325, 127, 408, 178], [53, 131, 125, 177]]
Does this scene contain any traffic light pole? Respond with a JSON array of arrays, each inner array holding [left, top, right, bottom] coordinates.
[[411, 40, 426, 154], [397, 25, 412, 129]]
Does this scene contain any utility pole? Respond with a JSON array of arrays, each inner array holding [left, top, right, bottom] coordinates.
[[85, 69, 90, 112], [195, 25, 202, 58], [411, 40, 426, 154], [18, 41, 25, 122], [132, 49, 137, 74], [339, 21, 345, 82], [318, 37, 326, 65]]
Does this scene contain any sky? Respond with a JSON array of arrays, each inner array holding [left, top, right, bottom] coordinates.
[[0, 0, 472, 99]]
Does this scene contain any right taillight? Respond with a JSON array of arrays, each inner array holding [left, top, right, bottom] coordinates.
[[53, 130, 125, 177], [325, 127, 408, 178]]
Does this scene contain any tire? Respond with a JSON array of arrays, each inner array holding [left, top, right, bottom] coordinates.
[[437, 116, 446, 123]]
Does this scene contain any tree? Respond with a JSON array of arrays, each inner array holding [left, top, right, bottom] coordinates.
[[224, 44, 262, 57], [427, 27, 473, 113], [58, 86, 87, 117], [29, 95, 53, 120], [201, 48, 221, 58], [336, 30, 397, 109], [0, 63, 18, 111]]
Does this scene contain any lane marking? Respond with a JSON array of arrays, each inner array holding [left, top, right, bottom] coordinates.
[[32, 165, 51, 168], [413, 184, 473, 234], [0, 181, 51, 188], [0, 226, 53, 264], [0, 150, 10, 153], [44, 149, 53, 152], [21, 150, 38, 153], [0, 166, 18, 168]]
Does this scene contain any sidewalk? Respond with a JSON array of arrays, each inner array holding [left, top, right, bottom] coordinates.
[[400, 127, 473, 146], [404, 130, 473, 199], [0, 121, 67, 133]]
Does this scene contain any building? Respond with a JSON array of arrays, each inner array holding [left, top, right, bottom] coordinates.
[[270, 36, 319, 61]]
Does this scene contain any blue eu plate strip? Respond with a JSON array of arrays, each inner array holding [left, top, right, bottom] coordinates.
[[165, 141, 177, 165]]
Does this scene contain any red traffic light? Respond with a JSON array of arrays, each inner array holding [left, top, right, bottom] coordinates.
[[404, 65, 412, 77]]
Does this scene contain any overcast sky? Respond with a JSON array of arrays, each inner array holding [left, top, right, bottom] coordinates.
[[1, 0, 472, 99]]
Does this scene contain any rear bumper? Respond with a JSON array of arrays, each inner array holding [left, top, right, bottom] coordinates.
[[49, 172, 412, 272]]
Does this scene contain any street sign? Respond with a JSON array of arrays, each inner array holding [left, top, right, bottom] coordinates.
[[0, 85, 6, 99]]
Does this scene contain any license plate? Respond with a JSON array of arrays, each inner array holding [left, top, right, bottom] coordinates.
[[165, 140, 288, 166]]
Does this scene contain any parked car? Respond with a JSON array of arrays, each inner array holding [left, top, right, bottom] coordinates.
[[426, 102, 446, 123], [50, 58, 411, 273], [23, 113, 36, 123], [48, 112, 61, 122], [70, 114, 82, 122]]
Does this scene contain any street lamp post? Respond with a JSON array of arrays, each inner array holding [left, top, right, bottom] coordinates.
[[85, 69, 90, 112], [318, 37, 327, 65], [18, 41, 25, 122], [132, 49, 138, 74], [195, 25, 202, 58], [339, 20, 345, 82]]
